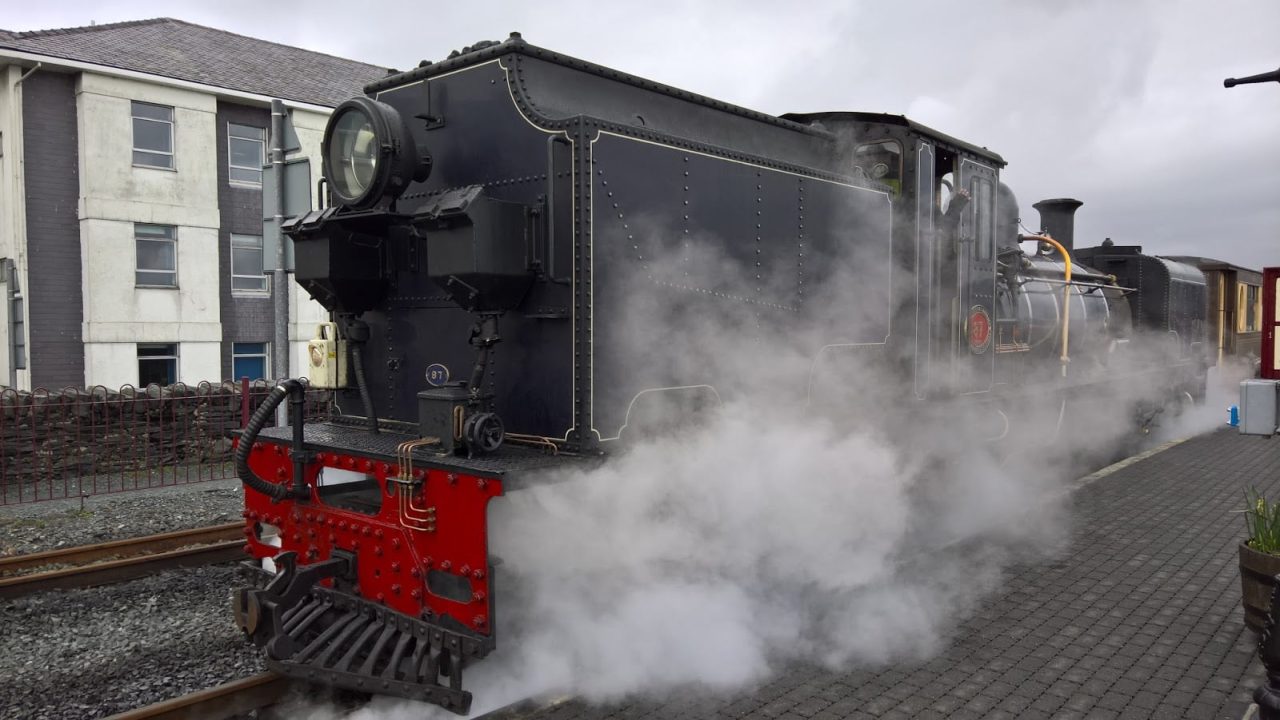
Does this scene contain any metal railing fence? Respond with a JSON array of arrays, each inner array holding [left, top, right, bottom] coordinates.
[[0, 379, 331, 505]]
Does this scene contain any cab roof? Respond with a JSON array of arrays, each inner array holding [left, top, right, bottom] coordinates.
[[782, 111, 1006, 167]]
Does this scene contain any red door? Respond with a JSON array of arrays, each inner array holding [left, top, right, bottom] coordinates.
[[1263, 267, 1279, 380]]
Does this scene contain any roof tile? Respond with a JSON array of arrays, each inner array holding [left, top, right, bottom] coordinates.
[[0, 17, 389, 107]]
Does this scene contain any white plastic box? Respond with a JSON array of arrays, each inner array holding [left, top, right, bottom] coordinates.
[[1239, 379, 1279, 436]]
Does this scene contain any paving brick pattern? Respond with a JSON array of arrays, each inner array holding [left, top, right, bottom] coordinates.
[[518, 429, 1279, 719]]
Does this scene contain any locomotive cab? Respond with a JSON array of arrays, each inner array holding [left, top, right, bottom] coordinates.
[[784, 111, 1006, 397]]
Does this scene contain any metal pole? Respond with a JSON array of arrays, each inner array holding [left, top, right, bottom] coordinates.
[[5, 258, 23, 388], [1224, 66, 1280, 88], [10, 64, 40, 391], [270, 100, 289, 425]]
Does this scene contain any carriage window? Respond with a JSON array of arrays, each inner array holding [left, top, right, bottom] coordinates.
[[1240, 283, 1261, 332], [854, 140, 902, 195]]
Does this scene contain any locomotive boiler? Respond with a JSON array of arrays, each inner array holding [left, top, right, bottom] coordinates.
[[231, 34, 1207, 713]]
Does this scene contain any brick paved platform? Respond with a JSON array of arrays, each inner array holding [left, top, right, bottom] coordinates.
[[514, 428, 1280, 720]]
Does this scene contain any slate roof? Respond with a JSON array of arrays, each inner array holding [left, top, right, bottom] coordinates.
[[0, 18, 391, 107]]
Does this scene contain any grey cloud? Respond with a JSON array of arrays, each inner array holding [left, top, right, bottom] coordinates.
[[6, 0, 1278, 270]]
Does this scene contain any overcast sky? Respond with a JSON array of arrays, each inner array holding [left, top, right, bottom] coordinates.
[[6, 0, 1279, 270]]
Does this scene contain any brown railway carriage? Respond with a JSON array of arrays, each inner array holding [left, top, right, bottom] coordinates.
[[1167, 256, 1263, 372]]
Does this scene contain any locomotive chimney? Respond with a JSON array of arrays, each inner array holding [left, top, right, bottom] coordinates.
[[1033, 198, 1084, 255]]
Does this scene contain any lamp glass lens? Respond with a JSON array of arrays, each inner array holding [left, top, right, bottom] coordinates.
[[328, 109, 378, 200]]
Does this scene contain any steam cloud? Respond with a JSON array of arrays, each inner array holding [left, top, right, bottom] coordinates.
[[302, 215, 1230, 720]]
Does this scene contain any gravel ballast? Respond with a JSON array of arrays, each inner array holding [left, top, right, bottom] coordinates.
[[0, 479, 244, 557], [0, 564, 266, 719], [0, 481, 370, 719]]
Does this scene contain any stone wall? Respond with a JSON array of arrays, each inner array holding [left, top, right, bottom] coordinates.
[[0, 381, 330, 487]]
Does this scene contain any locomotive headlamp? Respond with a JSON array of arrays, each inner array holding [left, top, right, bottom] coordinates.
[[322, 97, 430, 209]]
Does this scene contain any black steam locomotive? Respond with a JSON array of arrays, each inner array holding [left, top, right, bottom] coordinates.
[[232, 34, 1207, 713]]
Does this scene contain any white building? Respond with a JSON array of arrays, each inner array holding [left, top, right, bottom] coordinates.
[[0, 18, 388, 389]]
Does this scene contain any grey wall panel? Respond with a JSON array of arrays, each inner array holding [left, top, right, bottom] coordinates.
[[216, 101, 272, 379], [22, 71, 84, 388]]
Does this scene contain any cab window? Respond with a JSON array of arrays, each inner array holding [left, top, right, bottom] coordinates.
[[854, 140, 902, 195]]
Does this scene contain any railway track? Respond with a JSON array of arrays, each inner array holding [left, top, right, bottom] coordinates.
[[0, 522, 244, 598], [101, 672, 293, 720]]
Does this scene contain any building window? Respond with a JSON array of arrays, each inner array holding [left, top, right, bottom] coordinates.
[[233, 342, 269, 380], [228, 123, 265, 185], [138, 343, 179, 386], [136, 224, 177, 287], [132, 101, 174, 169], [231, 234, 268, 294]]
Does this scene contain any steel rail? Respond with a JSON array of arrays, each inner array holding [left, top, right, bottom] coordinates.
[[0, 522, 242, 574], [100, 672, 293, 720], [0, 524, 245, 598]]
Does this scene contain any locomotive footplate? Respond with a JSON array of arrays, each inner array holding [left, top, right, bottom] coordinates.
[[252, 419, 603, 490], [235, 553, 490, 714]]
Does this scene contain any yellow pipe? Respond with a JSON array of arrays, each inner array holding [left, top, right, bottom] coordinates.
[[1020, 234, 1072, 377]]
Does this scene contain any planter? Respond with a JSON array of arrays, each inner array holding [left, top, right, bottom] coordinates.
[[1240, 541, 1280, 632]]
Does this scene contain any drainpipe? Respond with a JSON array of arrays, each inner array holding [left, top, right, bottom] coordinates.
[[3, 258, 10, 387], [8, 63, 40, 390]]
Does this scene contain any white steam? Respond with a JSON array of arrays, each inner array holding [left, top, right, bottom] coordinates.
[[345, 394, 1067, 720], [301, 207, 1229, 720]]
